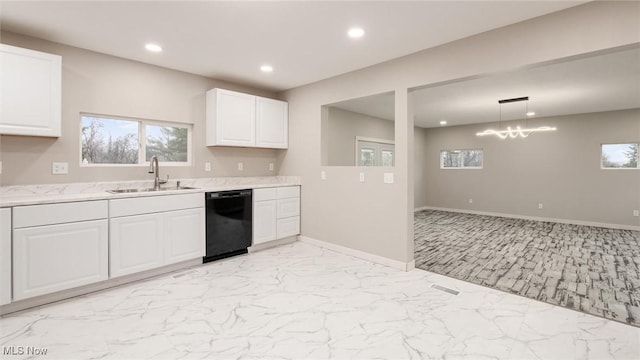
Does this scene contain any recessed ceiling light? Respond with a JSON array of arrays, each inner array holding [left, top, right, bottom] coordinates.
[[347, 27, 365, 39], [439, 120, 447, 126], [260, 65, 273, 73], [526, 111, 536, 116], [145, 43, 162, 52]]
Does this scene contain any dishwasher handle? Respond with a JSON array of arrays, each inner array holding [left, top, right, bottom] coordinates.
[[207, 190, 252, 199]]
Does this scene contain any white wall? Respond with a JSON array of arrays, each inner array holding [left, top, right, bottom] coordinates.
[[0, 31, 282, 186], [280, 2, 640, 264]]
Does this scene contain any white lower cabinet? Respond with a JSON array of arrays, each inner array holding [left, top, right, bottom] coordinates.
[[253, 199, 277, 245], [1, 208, 12, 305], [13, 220, 108, 301], [164, 208, 205, 264], [253, 186, 300, 245], [109, 193, 204, 279], [11, 201, 109, 301], [109, 213, 164, 278]]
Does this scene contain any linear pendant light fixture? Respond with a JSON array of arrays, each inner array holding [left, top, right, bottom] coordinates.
[[476, 96, 556, 139]]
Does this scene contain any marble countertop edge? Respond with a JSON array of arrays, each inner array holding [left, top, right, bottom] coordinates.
[[0, 176, 301, 207]]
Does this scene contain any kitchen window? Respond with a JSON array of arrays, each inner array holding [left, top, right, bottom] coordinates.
[[80, 114, 192, 166], [601, 143, 639, 169], [441, 149, 483, 169]]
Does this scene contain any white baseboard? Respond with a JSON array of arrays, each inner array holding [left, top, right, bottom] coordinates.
[[298, 236, 415, 271], [415, 206, 640, 232], [248, 236, 297, 253]]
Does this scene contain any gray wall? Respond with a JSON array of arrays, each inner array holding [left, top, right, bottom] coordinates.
[[416, 109, 640, 227], [324, 107, 394, 166], [0, 31, 282, 186], [279, 2, 640, 264]]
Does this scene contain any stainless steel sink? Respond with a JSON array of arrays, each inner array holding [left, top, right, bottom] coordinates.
[[107, 186, 198, 194]]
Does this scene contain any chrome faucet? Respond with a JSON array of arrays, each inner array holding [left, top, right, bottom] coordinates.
[[148, 156, 168, 190]]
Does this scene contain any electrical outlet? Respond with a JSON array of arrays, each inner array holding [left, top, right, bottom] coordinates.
[[383, 172, 394, 184], [359, 172, 365, 183], [205, 162, 212, 172], [320, 171, 326, 180], [538, 203, 543, 209], [269, 163, 274, 171], [634, 210, 639, 217], [237, 162, 243, 171], [52, 162, 68, 175], [468, 198, 473, 204]]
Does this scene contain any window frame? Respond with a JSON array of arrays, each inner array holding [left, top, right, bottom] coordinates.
[[600, 142, 639, 170], [440, 148, 484, 170], [79, 113, 193, 167]]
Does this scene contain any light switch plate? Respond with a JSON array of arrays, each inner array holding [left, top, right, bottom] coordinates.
[[359, 172, 365, 183], [205, 162, 212, 172], [269, 163, 274, 171], [383, 172, 394, 184], [0, 161, 2, 175], [237, 162, 244, 171], [52, 162, 68, 175], [321, 171, 326, 180], [634, 210, 639, 217]]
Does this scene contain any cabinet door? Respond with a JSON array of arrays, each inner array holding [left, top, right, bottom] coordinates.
[[164, 208, 205, 265], [0, 208, 11, 305], [110, 214, 164, 278], [0, 44, 61, 137], [253, 200, 277, 245], [13, 220, 108, 301], [256, 97, 288, 149], [207, 88, 256, 146]]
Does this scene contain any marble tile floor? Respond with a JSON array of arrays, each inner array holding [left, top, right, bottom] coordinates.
[[1, 241, 639, 360], [414, 210, 640, 328]]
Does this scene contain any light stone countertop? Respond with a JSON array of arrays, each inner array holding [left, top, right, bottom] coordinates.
[[0, 176, 301, 207]]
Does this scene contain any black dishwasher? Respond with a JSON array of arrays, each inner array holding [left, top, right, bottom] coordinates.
[[204, 190, 252, 263]]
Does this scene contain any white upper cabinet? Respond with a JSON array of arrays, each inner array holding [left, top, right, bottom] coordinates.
[[206, 88, 288, 148], [256, 96, 288, 148], [207, 88, 256, 147], [0, 44, 62, 137]]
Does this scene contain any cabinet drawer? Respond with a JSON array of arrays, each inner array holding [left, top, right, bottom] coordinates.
[[277, 197, 300, 218], [277, 186, 300, 199], [254, 187, 277, 201], [277, 216, 300, 239], [110, 193, 203, 217], [13, 200, 108, 228]]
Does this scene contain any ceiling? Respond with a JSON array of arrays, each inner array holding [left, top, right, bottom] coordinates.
[[329, 47, 640, 128], [0, 1, 585, 92]]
